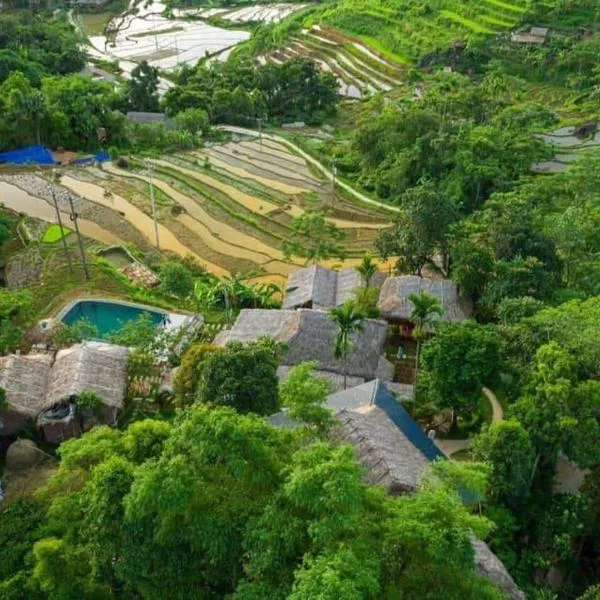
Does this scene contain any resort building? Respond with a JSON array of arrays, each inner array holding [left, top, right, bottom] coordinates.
[[377, 275, 473, 326], [269, 379, 525, 600], [283, 264, 384, 310], [0, 342, 128, 442], [215, 308, 394, 389]]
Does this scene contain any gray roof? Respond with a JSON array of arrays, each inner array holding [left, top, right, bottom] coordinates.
[[126, 112, 174, 130], [215, 309, 388, 379], [268, 378, 524, 600], [0, 354, 54, 417], [377, 276, 472, 323], [283, 265, 364, 310], [473, 539, 526, 600], [47, 342, 128, 409], [336, 405, 433, 493]]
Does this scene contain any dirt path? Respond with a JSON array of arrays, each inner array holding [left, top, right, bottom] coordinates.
[[483, 386, 504, 424], [436, 387, 504, 458], [217, 125, 401, 214]]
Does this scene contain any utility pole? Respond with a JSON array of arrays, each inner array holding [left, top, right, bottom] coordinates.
[[68, 196, 90, 280], [49, 169, 73, 274], [146, 161, 160, 249], [332, 160, 337, 192]]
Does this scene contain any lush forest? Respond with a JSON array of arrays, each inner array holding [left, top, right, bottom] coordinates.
[[1, 0, 600, 599]]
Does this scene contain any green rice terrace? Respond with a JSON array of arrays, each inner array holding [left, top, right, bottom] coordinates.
[[315, 0, 529, 64]]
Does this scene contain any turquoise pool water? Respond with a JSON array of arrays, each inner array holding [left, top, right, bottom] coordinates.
[[60, 300, 165, 339]]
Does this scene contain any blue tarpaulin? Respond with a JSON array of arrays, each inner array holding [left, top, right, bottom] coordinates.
[[0, 145, 55, 165], [72, 152, 110, 166]]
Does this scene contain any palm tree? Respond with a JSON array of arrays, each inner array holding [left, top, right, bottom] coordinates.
[[328, 300, 365, 390], [356, 252, 377, 288], [408, 291, 444, 380], [251, 283, 281, 308]]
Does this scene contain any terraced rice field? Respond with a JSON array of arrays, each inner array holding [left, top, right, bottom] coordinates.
[[88, 0, 250, 82], [319, 0, 530, 64], [532, 126, 600, 173], [49, 137, 391, 285], [174, 3, 307, 23], [260, 25, 404, 99]]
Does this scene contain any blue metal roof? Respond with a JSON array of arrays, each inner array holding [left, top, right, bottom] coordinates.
[[373, 380, 446, 462]]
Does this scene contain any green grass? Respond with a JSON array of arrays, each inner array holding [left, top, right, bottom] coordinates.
[[79, 12, 113, 36], [483, 0, 527, 13], [440, 10, 495, 34], [41, 224, 71, 244]]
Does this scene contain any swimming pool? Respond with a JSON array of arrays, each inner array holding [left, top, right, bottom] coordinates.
[[59, 299, 166, 339]]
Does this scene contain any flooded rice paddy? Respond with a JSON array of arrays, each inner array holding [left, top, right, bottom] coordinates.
[[0, 139, 390, 285]]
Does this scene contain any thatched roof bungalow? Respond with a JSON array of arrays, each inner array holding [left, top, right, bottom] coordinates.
[[283, 265, 375, 310], [377, 275, 472, 324], [0, 354, 53, 436], [215, 309, 391, 381], [45, 342, 128, 412], [0, 342, 128, 442], [269, 379, 524, 600]]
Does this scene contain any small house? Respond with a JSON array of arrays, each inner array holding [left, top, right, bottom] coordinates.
[[283, 265, 364, 310], [215, 309, 393, 386], [511, 26, 549, 44], [377, 275, 472, 327], [0, 342, 128, 443], [268, 379, 524, 600], [0, 354, 53, 436]]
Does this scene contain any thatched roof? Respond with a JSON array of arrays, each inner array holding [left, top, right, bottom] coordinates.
[[0, 354, 53, 417], [473, 539, 526, 600], [268, 378, 523, 600], [332, 380, 444, 493], [215, 309, 388, 379], [336, 405, 433, 493], [46, 342, 128, 409], [377, 276, 472, 323], [283, 265, 365, 310]]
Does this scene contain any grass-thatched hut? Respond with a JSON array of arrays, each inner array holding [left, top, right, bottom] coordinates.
[[215, 309, 392, 381], [39, 342, 128, 442], [0, 354, 53, 436], [283, 265, 376, 310], [268, 379, 524, 600], [377, 275, 473, 325], [0, 342, 128, 443]]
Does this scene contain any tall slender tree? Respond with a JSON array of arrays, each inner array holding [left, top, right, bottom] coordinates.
[[355, 253, 378, 288], [328, 300, 365, 389], [409, 291, 443, 380]]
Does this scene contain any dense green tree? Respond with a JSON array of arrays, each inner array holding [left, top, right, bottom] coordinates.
[[0, 289, 34, 354], [419, 321, 502, 419], [472, 420, 535, 507], [279, 361, 333, 436], [513, 342, 600, 471], [282, 211, 345, 265], [159, 261, 194, 299], [127, 61, 160, 112], [174, 107, 210, 138], [196, 339, 282, 415]]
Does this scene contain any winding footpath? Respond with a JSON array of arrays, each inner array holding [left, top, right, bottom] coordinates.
[[217, 125, 402, 214], [435, 387, 504, 458]]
